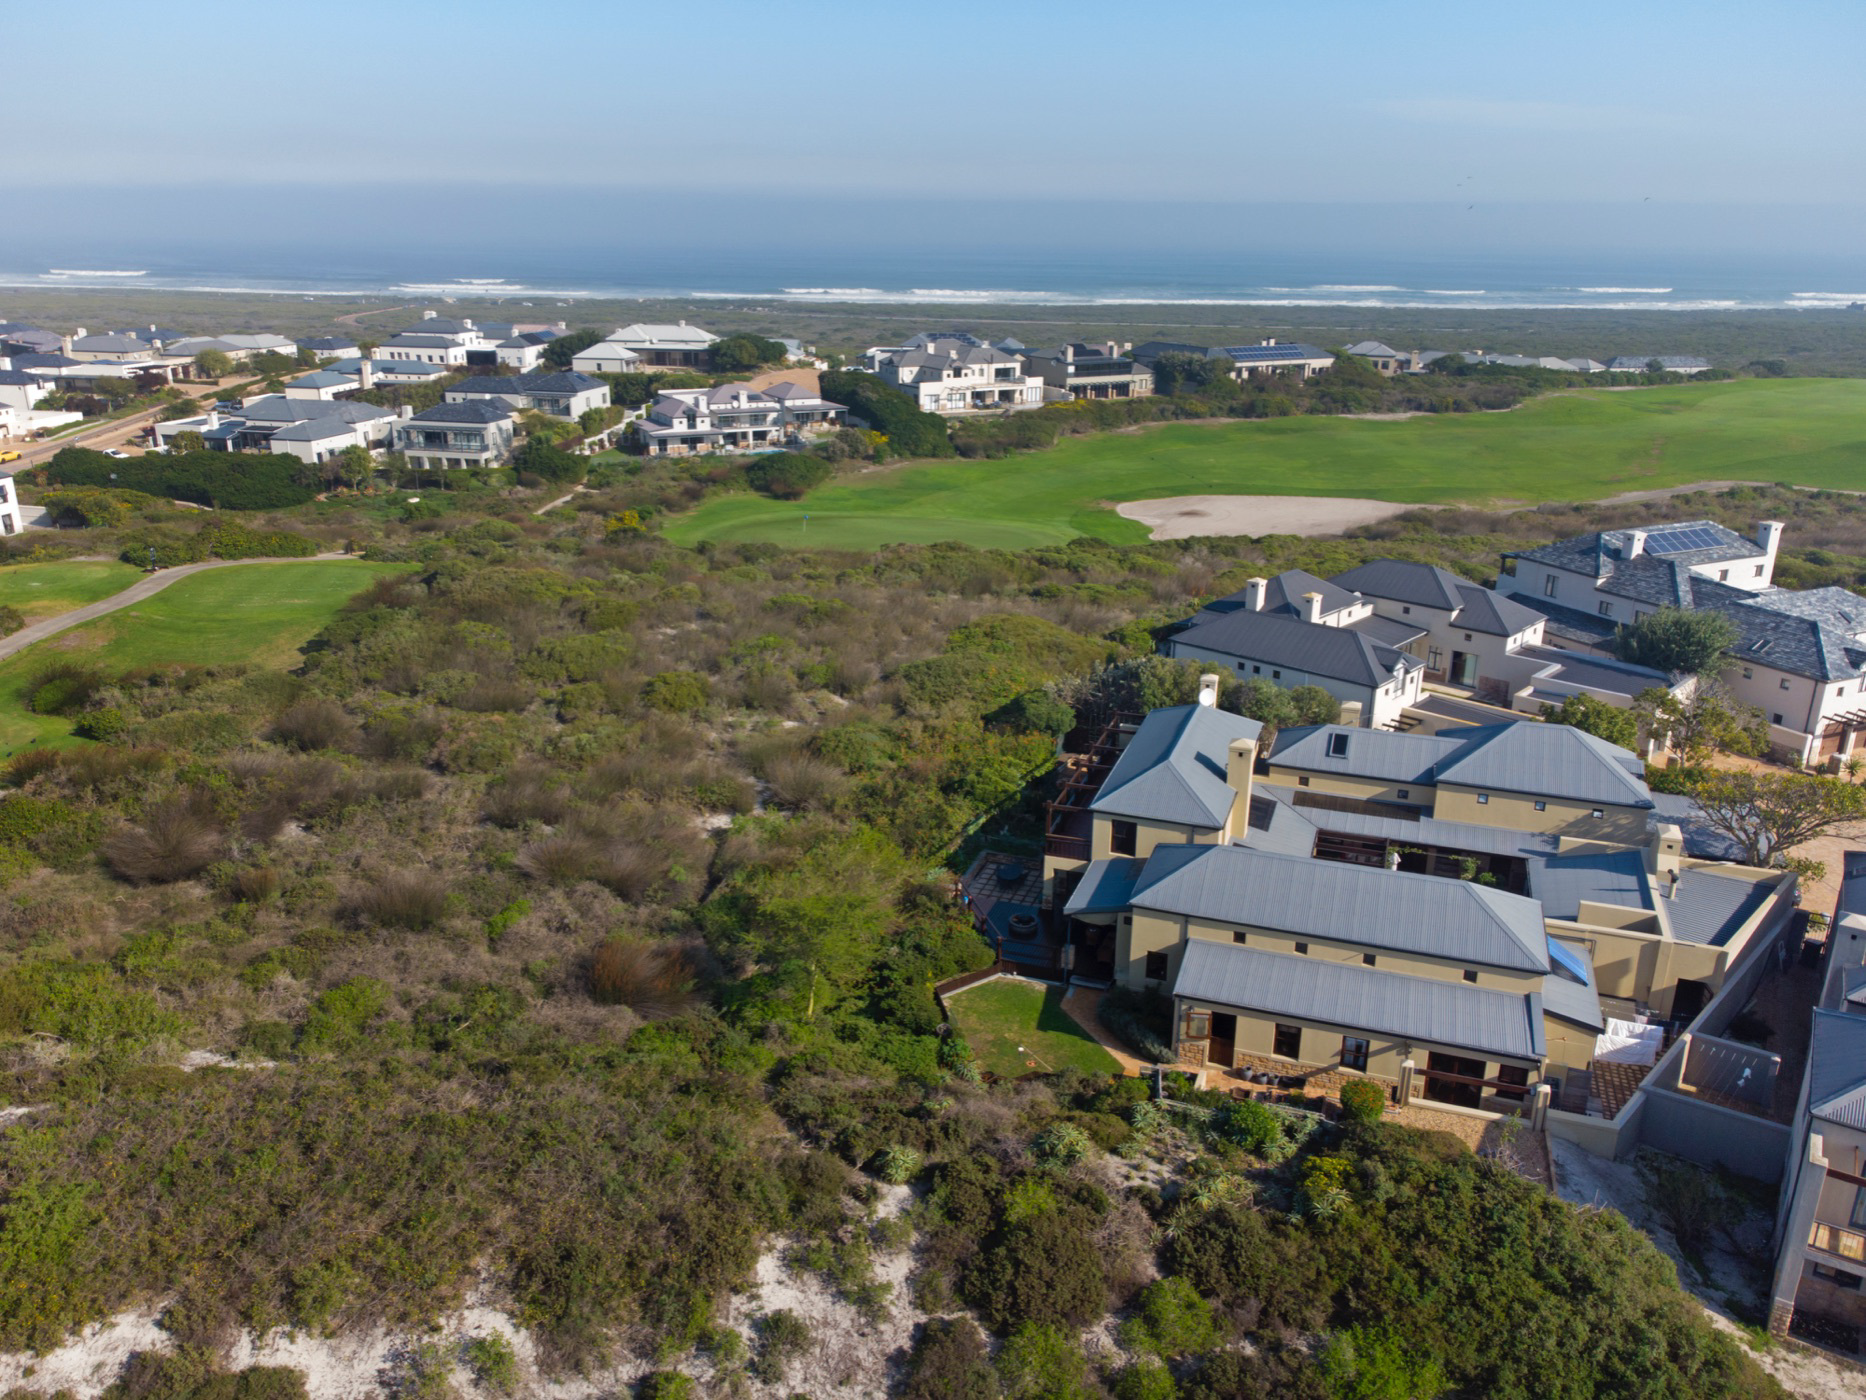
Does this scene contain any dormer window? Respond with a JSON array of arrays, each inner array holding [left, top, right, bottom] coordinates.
[[1326, 733, 1349, 758], [1751, 639, 1772, 654]]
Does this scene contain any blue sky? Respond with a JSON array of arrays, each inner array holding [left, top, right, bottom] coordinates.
[[14, 0, 1864, 208]]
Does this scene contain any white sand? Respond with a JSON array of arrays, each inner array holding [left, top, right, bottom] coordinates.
[[1115, 494, 1424, 540]]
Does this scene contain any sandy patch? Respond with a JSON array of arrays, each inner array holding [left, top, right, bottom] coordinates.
[[1597, 479, 1776, 505], [1116, 494, 1424, 540]]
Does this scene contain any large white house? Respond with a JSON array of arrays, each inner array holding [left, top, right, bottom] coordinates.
[[1162, 571, 1426, 729], [444, 372, 610, 421], [1501, 519, 1866, 764], [394, 400, 517, 470], [597, 322, 717, 369], [631, 381, 846, 457], [863, 335, 1043, 414]]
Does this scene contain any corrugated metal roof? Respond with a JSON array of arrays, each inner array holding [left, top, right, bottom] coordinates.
[[1174, 939, 1545, 1061], [1432, 723, 1652, 808], [1531, 849, 1652, 920], [1807, 1009, 1866, 1130], [1269, 789, 1558, 860], [1089, 703, 1261, 828], [1666, 868, 1778, 947], [1543, 938, 1604, 1031], [1270, 724, 1461, 785], [1061, 858, 1149, 917], [1131, 843, 1550, 971]]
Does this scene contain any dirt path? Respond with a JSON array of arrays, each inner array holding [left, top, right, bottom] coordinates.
[[0, 553, 356, 663], [332, 305, 409, 327], [533, 485, 588, 515]]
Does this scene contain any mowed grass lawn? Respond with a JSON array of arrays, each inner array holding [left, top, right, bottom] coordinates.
[[945, 979, 1120, 1079], [0, 560, 143, 621], [0, 559, 410, 756], [664, 378, 1866, 550]]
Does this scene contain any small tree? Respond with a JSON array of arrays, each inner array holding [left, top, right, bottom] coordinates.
[[1633, 682, 1766, 761], [1682, 769, 1866, 866], [169, 429, 207, 454], [194, 348, 234, 380], [1338, 1078, 1386, 1125], [1613, 606, 1739, 676], [1540, 692, 1638, 750]]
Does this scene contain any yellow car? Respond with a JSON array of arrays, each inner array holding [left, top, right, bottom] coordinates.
[[0, 450, 20, 465]]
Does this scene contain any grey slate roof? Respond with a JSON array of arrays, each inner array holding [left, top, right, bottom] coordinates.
[[380, 334, 460, 349], [1061, 858, 1150, 917], [1089, 703, 1261, 827], [298, 337, 357, 353], [1346, 614, 1429, 647], [1515, 644, 1674, 698], [1530, 849, 1652, 921], [1527, 599, 1621, 647], [1168, 610, 1420, 689], [1195, 570, 1360, 623], [1329, 559, 1467, 611], [1667, 868, 1778, 947], [1508, 521, 1763, 581], [1453, 584, 1546, 637], [70, 333, 147, 353], [1130, 843, 1551, 971], [328, 357, 443, 378], [268, 419, 357, 442], [1174, 939, 1546, 1061], [407, 400, 513, 425], [9, 353, 81, 369], [0, 370, 49, 386], [449, 372, 604, 397], [288, 371, 351, 389], [238, 396, 390, 426], [1345, 341, 1403, 359], [1806, 1008, 1866, 1131], [1605, 355, 1711, 372], [1705, 586, 1866, 683]]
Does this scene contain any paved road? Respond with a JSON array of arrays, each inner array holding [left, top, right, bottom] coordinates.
[[0, 552, 357, 663], [9, 404, 168, 470]]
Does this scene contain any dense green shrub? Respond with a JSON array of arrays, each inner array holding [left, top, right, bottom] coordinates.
[[900, 1317, 998, 1400], [745, 454, 833, 499], [818, 371, 953, 459], [963, 1211, 1108, 1333], [641, 670, 709, 712], [45, 447, 317, 510], [1338, 1078, 1387, 1125]]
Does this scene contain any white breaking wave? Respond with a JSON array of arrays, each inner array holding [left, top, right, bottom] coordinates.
[[1575, 286, 1672, 294], [1305, 284, 1405, 292], [1424, 289, 1486, 295], [46, 268, 146, 277]]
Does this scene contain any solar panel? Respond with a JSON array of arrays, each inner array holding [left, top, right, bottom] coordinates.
[[1644, 525, 1731, 554]]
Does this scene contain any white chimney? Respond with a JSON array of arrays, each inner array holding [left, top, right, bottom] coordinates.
[[1244, 577, 1268, 612], [422, 309, 437, 320], [59, 334, 73, 356], [206, 410, 220, 431], [1303, 591, 1325, 624], [1197, 673, 1221, 708], [1757, 521, 1785, 580], [359, 359, 375, 391], [1226, 736, 1255, 801], [399, 406, 413, 420], [1626, 529, 1648, 558]]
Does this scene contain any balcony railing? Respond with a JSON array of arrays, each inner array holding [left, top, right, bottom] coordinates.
[[1809, 1221, 1866, 1263], [1045, 834, 1090, 859]]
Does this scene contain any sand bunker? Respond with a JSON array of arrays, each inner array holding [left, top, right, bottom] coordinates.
[[1116, 495, 1422, 540]]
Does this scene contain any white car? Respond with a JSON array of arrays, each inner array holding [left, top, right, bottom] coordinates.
[[103, 449, 132, 459]]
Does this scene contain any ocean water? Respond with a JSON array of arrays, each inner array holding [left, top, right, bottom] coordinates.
[[3, 194, 1862, 312]]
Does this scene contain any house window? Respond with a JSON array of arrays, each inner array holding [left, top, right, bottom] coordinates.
[[1340, 1037, 1370, 1072], [1272, 670, 1282, 680], [1591, 808, 1604, 819], [1326, 733, 1349, 758], [1476, 793, 1490, 805], [1543, 576, 1559, 598], [1463, 633, 1473, 642], [1810, 1222, 1866, 1262], [1182, 1008, 1209, 1039], [1497, 1065, 1530, 1102], [1251, 665, 1261, 674], [1773, 712, 1784, 725], [1463, 969, 1479, 984], [1144, 950, 1169, 981], [1719, 569, 1729, 581], [1781, 677, 1792, 691], [1361, 953, 1376, 967], [1813, 1264, 1864, 1290], [1273, 1023, 1303, 1058], [1597, 602, 1613, 616], [1110, 821, 1137, 856], [1298, 775, 1310, 787], [1851, 1185, 1866, 1229], [1427, 648, 1443, 671], [1534, 800, 1547, 812], [1397, 789, 1410, 800], [1755, 565, 1766, 578], [1401, 605, 1411, 614], [1294, 941, 1309, 955], [1232, 931, 1248, 945], [1742, 667, 1753, 679]]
